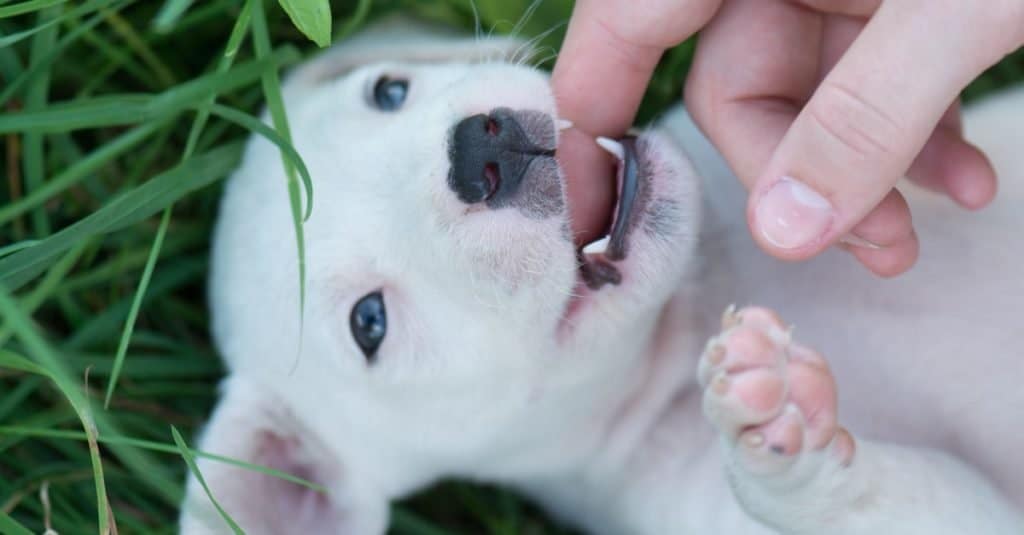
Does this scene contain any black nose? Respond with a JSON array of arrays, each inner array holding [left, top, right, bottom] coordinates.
[[448, 108, 555, 206]]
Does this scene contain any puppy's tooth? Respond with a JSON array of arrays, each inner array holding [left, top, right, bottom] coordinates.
[[555, 118, 574, 131], [721, 304, 740, 330], [582, 235, 611, 255], [595, 136, 625, 161]]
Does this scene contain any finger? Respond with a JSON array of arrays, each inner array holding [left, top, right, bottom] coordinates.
[[819, 11, 917, 274], [554, 0, 720, 134], [553, 0, 722, 245], [748, 1, 1014, 259], [825, 25, 997, 212], [686, 0, 822, 185], [907, 103, 998, 209], [559, 128, 617, 245], [686, 4, 918, 277], [840, 188, 919, 277]]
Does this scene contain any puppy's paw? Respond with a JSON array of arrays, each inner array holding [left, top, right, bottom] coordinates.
[[699, 306, 855, 480]]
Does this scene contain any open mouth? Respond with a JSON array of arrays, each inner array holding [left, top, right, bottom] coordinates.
[[575, 136, 643, 290], [554, 133, 650, 331]]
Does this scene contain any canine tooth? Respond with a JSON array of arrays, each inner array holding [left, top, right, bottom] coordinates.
[[582, 235, 611, 255], [555, 118, 574, 131], [595, 136, 625, 161]]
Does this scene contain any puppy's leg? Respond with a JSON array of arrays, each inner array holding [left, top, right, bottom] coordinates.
[[179, 377, 387, 535], [700, 306, 1023, 535]]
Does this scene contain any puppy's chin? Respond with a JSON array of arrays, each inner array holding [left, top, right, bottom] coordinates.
[[554, 129, 703, 343]]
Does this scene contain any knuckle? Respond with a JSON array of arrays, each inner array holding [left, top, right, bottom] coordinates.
[[806, 82, 903, 161]]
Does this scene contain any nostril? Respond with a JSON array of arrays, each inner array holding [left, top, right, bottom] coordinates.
[[483, 162, 501, 199], [485, 117, 501, 136]]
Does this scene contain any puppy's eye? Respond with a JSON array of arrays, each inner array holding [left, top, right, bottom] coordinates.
[[350, 291, 386, 361], [372, 76, 408, 111]]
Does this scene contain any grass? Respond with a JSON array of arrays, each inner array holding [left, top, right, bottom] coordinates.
[[0, 1, 1022, 533]]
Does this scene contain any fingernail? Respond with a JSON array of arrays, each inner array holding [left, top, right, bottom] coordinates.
[[755, 177, 834, 250], [838, 233, 882, 250]]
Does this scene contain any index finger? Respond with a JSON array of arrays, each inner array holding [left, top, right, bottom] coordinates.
[[552, 0, 721, 135], [552, 0, 721, 244]]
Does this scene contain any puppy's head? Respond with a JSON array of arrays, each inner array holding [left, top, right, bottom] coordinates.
[[187, 17, 702, 533]]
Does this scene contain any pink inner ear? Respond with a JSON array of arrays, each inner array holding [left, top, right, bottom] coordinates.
[[227, 430, 345, 533]]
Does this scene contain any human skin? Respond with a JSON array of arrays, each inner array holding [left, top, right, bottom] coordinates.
[[553, 0, 1024, 276]]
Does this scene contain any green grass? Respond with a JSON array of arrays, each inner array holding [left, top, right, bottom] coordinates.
[[0, 1, 1022, 534]]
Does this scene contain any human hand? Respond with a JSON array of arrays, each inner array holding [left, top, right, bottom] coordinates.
[[553, 0, 1024, 276]]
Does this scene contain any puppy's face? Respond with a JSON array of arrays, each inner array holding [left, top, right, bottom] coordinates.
[[209, 32, 702, 470]]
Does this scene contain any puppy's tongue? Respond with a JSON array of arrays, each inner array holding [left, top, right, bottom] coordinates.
[[557, 129, 617, 248]]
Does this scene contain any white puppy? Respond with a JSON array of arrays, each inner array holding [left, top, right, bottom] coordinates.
[[179, 19, 1024, 534]]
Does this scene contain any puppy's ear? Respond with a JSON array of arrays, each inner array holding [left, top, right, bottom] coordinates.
[[179, 378, 386, 535], [284, 14, 528, 93]]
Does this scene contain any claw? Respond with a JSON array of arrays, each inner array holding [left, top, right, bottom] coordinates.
[[555, 118, 574, 131], [721, 304, 740, 330]]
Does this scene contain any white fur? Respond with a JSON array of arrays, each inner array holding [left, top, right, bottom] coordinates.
[[180, 20, 1024, 534]]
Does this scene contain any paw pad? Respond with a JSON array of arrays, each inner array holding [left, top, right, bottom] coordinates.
[[700, 306, 855, 472]]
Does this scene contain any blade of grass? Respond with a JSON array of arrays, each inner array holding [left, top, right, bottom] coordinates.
[[0, 6, 114, 108], [0, 0, 66, 18], [0, 240, 88, 346], [0, 510, 33, 535], [149, 0, 232, 39], [0, 241, 40, 257], [336, 0, 371, 41], [251, 0, 307, 339], [55, 226, 203, 294], [0, 289, 113, 534], [0, 376, 43, 421], [0, 142, 243, 290], [23, 4, 60, 237], [0, 46, 300, 133], [183, 0, 251, 156], [210, 103, 312, 203], [101, 8, 176, 87], [277, 0, 330, 47], [170, 426, 244, 535], [106, 2, 252, 407], [73, 10, 160, 92], [0, 0, 115, 48], [0, 354, 183, 510], [102, 207, 170, 408], [0, 120, 165, 227], [63, 256, 206, 350], [152, 0, 194, 33], [0, 423, 325, 491]]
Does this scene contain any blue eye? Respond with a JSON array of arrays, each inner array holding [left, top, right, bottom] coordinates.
[[350, 291, 386, 362], [372, 76, 408, 111]]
